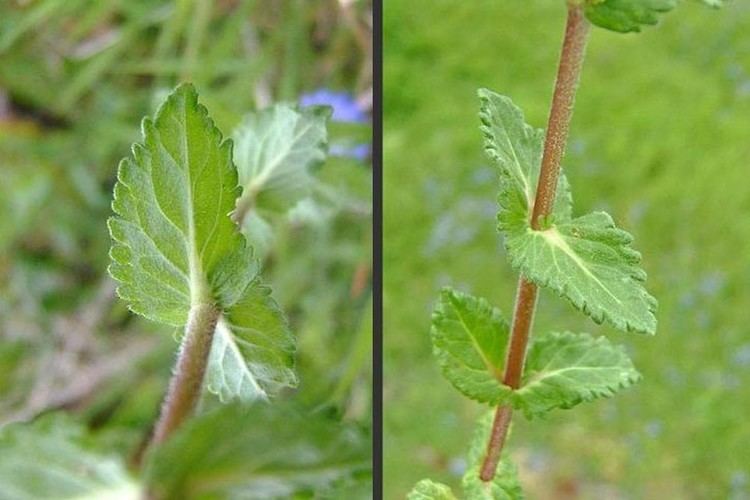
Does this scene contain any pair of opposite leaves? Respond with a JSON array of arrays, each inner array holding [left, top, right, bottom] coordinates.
[[109, 83, 328, 403], [430, 90, 658, 419]]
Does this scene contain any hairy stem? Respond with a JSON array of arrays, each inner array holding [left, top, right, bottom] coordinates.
[[480, 279, 538, 481], [531, 3, 590, 228], [151, 302, 220, 445], [480, 4, 590, 482], [479, 405, 514, 481]]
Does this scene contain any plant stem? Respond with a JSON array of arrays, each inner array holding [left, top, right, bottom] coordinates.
[[151, 302, 220, 445], [479, 404, 514, 481], [531, 3, 590, 229], [480, 279, 538, 481], [479, 3, 590, 482]]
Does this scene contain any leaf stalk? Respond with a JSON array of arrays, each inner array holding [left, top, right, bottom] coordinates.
[[479, 4, 590, 482]]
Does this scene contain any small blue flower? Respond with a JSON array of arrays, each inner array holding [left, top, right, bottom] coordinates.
[[330, 143, 370, 161], [300, 89, 367, 123]]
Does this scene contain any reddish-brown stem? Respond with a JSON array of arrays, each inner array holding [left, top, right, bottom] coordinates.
[[531, 4, 590, 229], [502, 279, 539, 389], [479, 403, 514, 481], [151, 302, 220, 445], [479, 4, 590, 482], [480, 279, 538, 481]]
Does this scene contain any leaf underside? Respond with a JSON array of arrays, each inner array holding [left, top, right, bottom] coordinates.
[[584, 0, 677, 33], [108, 83, 295, 402], [231, 104, 329, 258], [478, 89, 657, 335], [233, 103, 330, 215]]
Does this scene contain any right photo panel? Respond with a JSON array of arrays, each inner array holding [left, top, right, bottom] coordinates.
[[384, 1, 750, 499]]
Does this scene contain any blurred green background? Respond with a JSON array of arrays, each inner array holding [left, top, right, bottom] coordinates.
[[0, 0, 372, 490], [384, 1, 750, 499]]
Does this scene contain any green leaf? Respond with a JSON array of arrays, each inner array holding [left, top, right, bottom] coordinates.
[[205, 284, 295, 402], [233, 103, 330, 215], [144, 403, 370, 500], [462, 412, 524, 500], [108, 83, 296, 401], [505, 211, 657, 334], [239, 210, 275, 260], [408, 480, 458, 500], [699, 0, 725, 7], [478, 89, 571, 236], [430, 288, 512, 405], [462, 460, 523, 500], [0, 414, 139, 500], [584, 0, 677, 33], [478, 89, 656, 334], [515, 331, 641, 417]]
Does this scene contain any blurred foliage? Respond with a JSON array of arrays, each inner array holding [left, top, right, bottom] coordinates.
[[0, 413, 138, 498], [0, 0, 372, 497], [385, 1, 750, 499], [144, 403, 370, 498]]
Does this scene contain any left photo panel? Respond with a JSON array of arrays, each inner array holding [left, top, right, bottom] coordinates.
[[0, 1, 373, 498]]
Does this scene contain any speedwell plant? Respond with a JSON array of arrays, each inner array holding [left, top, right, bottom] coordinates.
[[409, 1, 724, 498], [0, 84, 370, 499]]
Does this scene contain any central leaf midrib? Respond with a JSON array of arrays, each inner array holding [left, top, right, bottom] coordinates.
[[215, 317, 267, 399], [177, 102, 210, 307], [537, 226, 623, 306], [449, 298, 504, 382], [521, 364, 623, 391], [498, 114, 533, 210], [245, 119, 315, 196]]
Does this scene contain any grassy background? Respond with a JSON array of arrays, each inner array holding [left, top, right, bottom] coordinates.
[[384, 1, 750, 498]]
